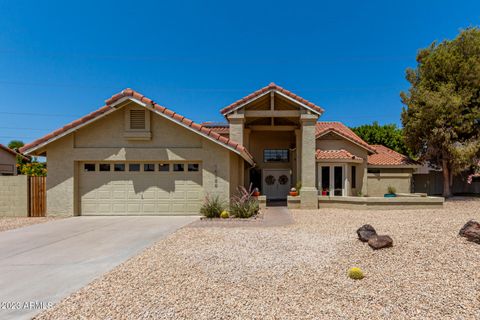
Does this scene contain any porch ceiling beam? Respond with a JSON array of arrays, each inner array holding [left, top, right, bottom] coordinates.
[[248, 125, 298, 131], [244, 110, 301, 117]]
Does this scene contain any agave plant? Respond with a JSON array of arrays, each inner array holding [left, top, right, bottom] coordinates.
[[230, 184, 259, 218]]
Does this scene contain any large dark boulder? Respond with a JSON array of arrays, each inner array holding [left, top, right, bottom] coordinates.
[[368, 235, 393, 250], [357, 224, 377, 242], [459, 220, 480, 244]]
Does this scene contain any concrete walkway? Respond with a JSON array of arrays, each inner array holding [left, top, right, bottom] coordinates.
[[190, 206, 294, 228], [0, 216, 198, 320]]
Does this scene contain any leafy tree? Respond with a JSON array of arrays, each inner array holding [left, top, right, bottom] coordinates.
[[401, 28, 480, 197], [8, 140, 24, 150], [351, 121, 411, 156]]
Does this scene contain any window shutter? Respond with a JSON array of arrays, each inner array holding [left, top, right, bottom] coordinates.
[[130, 110, 146, 129]]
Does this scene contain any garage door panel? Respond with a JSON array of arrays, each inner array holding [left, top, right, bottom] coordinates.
[[80, 162, 203, 215]]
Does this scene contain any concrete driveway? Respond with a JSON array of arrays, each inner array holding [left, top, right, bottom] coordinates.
[[0, 216, 198, 320]]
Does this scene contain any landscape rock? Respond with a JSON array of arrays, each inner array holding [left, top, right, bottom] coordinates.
[[459, 220, 480, 243], [357, 224, 377, 242], [368, 235, 393, 250]]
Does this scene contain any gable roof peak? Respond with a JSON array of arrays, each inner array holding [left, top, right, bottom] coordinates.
[[220, 83, 324, 116]]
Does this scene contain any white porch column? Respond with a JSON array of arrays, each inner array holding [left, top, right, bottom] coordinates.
[[228, 114, 245, 146], [300, 114, 319, 209]]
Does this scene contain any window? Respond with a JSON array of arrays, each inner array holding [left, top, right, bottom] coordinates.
[[144, 164, 155, 172], [129, 109, 146, 130], [99, 164, 111, 172], [264, 149, 289, 162], [351, 166, 356, 188], [173, 163, 184, 172], [129, 164, 140, 172], [368, 168, 380, 174], [159, 163, 170, 172], [188, 163, 199, 172], [114, 164, 125, 172], [84, 163, 96, 172]]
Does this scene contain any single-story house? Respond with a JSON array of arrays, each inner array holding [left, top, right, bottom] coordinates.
[[0, 144, 21, 175], [21, 83, 418, 216]]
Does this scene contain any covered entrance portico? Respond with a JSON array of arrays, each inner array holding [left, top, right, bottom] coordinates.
[[221, 83, 324, 207]]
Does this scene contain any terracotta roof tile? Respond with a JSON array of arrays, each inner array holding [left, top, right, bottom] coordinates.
[[368, 145, 418, 166], [20, 89, 254, 164], [315, 149, 363, 161], [220, 82, 324, 115], [316, 122, 375, 153]]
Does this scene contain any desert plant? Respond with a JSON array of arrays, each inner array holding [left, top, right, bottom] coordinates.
[[357, 190, 363, 197], [230, 185, 259, 218], [348, 267, 364, 280], [220, 210, 229, 219], [200, 195, 226, 218], [387, 186, 396, 195]]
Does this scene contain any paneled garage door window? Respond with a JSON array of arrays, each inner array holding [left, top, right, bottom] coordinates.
[[129, 164, 141, 172], [159, 163, 170, 172], [99, 164, 111, 172], [114, 163, 125, 171], [144, 164, 155, 172], [173, 163, 185, 172], [188, 163, 199, 172], [84, 163, 96, 172]]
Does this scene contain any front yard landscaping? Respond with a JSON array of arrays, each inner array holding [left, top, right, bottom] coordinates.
[[36, 198, 480, 319], [0, 217, 58, 232]]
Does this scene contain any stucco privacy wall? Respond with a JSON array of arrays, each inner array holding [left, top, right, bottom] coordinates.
[[0, 175, 28, 216], [367, 169, 414, 196], [45, 104, 232, 216]]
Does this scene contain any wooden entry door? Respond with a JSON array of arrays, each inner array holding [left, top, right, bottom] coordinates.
[[262, 169, 291, 200]]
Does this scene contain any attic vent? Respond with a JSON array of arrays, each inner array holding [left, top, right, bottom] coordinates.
[[130, 110, 146, 129]]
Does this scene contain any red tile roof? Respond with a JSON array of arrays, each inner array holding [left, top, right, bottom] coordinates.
[[20, 89, 254, 164], [315, 122, 375, 153], [368, 145, 418, 166], [0, 144, 18, 157], [201, 122, 230, 135], [316, 149, 363, 161], [220, 82, 324, 115]]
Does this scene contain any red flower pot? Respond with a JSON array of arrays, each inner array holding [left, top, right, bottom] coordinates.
[[289, 191, 298, 196]]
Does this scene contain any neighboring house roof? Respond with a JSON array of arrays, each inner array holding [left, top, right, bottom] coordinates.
[[316, 149, 363, 161], [220, 82, 325, 116], [368, 145, 418, 167], [201, 122, 230, 135], [315, 122, 375, 153], [20, 89, 254, 165], [0, 144, 28, 160], [0, 144, 19, 157]]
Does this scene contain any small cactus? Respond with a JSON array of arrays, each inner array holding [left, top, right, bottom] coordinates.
[[220, 210, 229, 219], [348, 267, 364, 280]]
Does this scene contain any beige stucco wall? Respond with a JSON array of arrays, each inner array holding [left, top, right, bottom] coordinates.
[[0, 150, 17, 175], [0, 175, 28, 216], [367, 168, 414, 196], [41, 103, 235, 216], [316, 135, 369, 196]]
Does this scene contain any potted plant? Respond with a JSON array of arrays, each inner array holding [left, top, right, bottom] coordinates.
[[321, 188, 329, 196], [289, 187, 298, 196], [384, 186, 397, 198], [252, 187, 260, 197]]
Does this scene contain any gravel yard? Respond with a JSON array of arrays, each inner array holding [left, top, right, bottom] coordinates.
[[0, 217, 58, 232], [36, 198, 480, 319]]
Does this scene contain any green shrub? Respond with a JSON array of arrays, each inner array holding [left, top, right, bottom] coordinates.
[[348, 267, 364, 280], [230, 185, 260, 218], [200, 195, 226, 218], [387, 186, 396, 194]]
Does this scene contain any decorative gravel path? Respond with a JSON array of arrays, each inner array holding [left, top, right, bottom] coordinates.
[[36, 198, 480, 319], [0, 217, 58, 232]]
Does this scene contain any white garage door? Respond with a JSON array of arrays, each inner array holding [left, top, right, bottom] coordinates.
[[79, 162, 203, 215]]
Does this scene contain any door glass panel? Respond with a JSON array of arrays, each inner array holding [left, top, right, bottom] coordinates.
[[321, 166, 330, 195], [334, 166, 343, 196]]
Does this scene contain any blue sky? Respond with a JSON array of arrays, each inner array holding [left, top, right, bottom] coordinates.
[[0, 0, 479, 146]]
